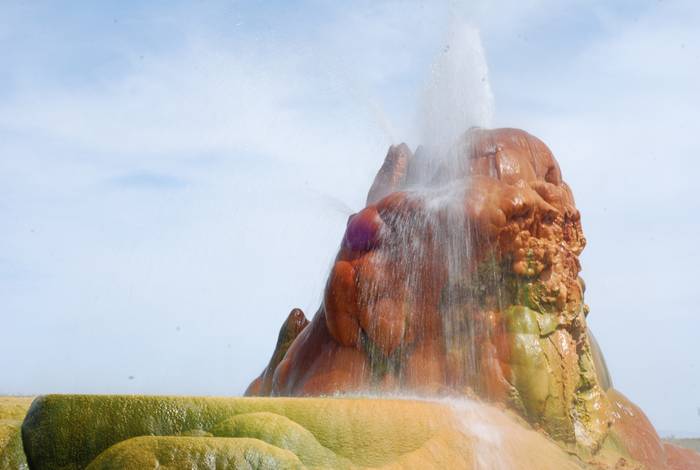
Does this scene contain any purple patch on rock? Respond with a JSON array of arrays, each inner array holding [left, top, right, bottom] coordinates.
[[345, 211, 381, 251]]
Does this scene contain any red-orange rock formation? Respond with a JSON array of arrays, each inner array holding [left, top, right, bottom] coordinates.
[[245, 308, 309, 397], [605, 389, 700, 470], [246, 128, 700, 467]]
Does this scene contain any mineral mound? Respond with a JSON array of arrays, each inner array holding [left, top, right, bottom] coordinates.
[[246, 128, 700, 469]]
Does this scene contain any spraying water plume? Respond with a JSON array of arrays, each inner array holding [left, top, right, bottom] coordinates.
[[419, 23, 494, 161]]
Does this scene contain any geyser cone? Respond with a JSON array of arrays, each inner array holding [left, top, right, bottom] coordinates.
[[247, 127, 612, 453]]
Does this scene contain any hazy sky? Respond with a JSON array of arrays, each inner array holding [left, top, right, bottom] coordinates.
[[2, 1, 698, 436]]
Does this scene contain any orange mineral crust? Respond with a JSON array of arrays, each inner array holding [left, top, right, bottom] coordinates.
[[245, 128, 700, 466]]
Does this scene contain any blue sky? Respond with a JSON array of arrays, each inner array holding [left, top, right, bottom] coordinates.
[[2, 0, 699, 436]]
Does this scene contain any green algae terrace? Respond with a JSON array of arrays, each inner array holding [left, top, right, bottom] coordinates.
[[2, 394, 699, 469], [20, 395, 443, 469], [2, 394, 587, 469]]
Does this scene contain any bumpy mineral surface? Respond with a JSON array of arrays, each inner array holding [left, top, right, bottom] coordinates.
[[3, 394, 700, 469], [11, 395, 614, 469]]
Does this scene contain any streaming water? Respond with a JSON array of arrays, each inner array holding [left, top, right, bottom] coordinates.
[[357, 23, 497, 390], [339, 393, 557, 469], [351, 25, 527, 468], [447, 398, 517, 469]]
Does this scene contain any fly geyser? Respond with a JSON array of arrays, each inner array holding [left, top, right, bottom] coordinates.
[[8, 131, 700, 470], [246, 127, 700, 469]]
